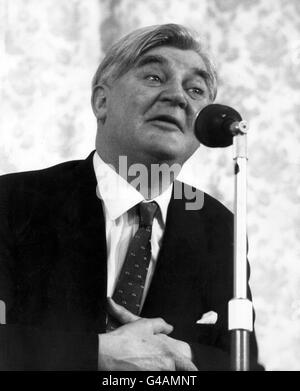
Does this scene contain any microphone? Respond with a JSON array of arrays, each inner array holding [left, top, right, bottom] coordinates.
[[195, 104, 248, 148]]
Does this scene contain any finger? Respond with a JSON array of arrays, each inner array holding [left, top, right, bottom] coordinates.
[[148, 317, 174, 335], [107, 297, 140, 324]]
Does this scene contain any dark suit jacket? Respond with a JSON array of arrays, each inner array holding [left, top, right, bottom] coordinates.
[[0, 152, 262, 370]]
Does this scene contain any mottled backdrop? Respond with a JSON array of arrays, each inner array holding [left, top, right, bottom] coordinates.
[[1, 0, 300, 370]]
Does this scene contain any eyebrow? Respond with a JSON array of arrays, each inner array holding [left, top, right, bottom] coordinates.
[[135, 54, 167, 68], [135, 54, 211, 84]]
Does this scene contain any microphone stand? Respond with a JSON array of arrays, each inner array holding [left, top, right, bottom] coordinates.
[[228, 121, 253, 371], [0, 300, 5, 325]]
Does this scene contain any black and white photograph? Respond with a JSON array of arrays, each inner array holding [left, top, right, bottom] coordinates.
[[0, 0, 299, 376]]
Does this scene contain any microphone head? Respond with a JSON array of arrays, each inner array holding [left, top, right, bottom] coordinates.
[[195, 104, 243, 148]]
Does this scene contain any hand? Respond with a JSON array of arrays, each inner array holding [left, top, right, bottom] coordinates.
[[98, 298, 197, 371], [106, 298, 193, 359]]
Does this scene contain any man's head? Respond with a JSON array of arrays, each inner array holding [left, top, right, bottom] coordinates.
[[91, 23, 217, 169], [92, 24, 217, 101]]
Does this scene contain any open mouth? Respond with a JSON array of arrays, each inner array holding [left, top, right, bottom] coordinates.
[[148, 115, 182, 132]]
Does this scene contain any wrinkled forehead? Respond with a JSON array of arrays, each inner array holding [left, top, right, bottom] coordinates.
[[137, 45, 205, 66], [133, 45, 210, 81]]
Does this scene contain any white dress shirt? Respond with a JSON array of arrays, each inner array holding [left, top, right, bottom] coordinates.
[[93, 151, 173, 309]]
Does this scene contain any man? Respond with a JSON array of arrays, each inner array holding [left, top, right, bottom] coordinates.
[[0, 24, 263, 370]]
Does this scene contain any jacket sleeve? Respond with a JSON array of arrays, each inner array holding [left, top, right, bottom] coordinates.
[[0, 325, 98, 370], [0, 176, 98, 371]]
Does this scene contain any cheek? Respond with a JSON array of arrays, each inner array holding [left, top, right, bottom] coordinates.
[[118, 89, 143, 114], [184, 122, 200, 149], [188, 100, 210, 127], [107, 92, 134, 123]]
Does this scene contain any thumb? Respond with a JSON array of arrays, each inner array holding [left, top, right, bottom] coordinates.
[[107, 297, 140, 324], [148, 317, 174, 335]]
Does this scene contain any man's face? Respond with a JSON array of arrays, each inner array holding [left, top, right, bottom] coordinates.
[[97, 46, 212, 166]]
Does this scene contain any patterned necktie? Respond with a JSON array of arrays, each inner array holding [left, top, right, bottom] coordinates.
[[107, 201, 158, 330]]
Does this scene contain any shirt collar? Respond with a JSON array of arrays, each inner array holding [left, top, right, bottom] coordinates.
[[93, 151, 173, 224]]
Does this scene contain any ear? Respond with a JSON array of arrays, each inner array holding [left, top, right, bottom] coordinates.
[[91, 84, 108, 124]]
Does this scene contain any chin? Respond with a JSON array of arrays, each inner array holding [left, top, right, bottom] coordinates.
[[146, 146, 185, 165], [147, 140, 196, 165]]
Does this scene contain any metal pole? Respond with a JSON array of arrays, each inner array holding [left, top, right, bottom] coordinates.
[[231, 330, 250, 371], [228, 129, 253, 371], [0, 300, 5, 325]]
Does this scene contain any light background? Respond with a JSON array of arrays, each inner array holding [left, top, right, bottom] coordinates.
[[1, 0, 300, 371]]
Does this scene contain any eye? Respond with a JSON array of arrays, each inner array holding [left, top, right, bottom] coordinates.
[[188, 87, 205, 99], [145, 75, 162, 83]]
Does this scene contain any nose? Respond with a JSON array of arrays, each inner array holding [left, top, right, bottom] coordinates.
[[159, 81, 187, 109]]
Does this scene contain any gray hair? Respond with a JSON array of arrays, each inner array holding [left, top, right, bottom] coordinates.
[[92, 23, 218, 101]]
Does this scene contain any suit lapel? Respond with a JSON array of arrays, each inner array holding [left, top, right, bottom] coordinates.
[[49, 152, 108, 332]]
